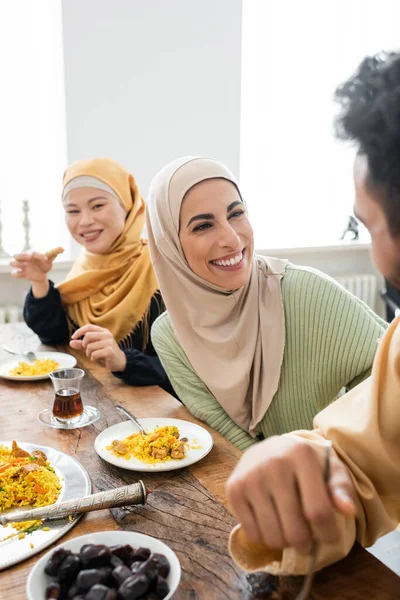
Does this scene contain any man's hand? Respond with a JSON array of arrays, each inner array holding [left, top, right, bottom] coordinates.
[[226, 436, 357, 551], [70, 325, 127, 372]]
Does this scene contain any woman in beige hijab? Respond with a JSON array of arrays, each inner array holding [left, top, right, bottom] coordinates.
[[146, 156, 385, 448]]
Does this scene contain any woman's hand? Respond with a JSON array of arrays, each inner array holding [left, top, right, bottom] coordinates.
[[226, 435, 357, 552], [10, 252, 52, 298], [70, 324, 127, 372], [10, 251, 52, 282]]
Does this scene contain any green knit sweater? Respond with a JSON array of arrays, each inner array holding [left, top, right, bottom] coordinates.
[[151, 265, 386, 450]]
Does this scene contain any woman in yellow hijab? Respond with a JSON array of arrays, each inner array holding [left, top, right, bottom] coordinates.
[[11, 158, 174, 393]]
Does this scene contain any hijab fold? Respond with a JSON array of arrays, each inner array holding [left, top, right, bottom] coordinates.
[[57, 158, 158, 343], [146, 157, 287, 435]]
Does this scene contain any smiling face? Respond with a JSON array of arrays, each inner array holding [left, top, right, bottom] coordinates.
[[353, 155, 400, 288], [178, 178, 254, 290], [63, 187, 127, 253]]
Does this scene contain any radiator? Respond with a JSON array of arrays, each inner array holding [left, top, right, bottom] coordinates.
[[335, 274, 377, 310]]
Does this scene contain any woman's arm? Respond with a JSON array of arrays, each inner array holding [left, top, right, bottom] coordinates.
[[151, 313, 256, 450], [23, 280, 70, 344], [282, 266, 386, 409], [113, 347, 177, 397]]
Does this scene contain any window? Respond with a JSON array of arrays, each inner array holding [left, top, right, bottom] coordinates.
[[0, 0, 68, 258], [240, 0, 400, 249]]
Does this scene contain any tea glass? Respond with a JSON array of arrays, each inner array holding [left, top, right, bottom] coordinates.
[[49, 368, 85, 425], [37, 367, 100, 430]]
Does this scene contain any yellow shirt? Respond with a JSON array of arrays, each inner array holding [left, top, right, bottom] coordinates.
[[230, 314, 400, 575]]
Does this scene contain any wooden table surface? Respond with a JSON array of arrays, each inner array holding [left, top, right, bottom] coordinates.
[[1, 322, 399, 599]]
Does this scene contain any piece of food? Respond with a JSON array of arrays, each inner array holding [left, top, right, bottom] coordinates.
[[107, 425, 189, 464], [76, 567, 111, 593], [11, 440, 30, 458], [58, 554, 81, 584], [45, 246, 64, 262], [31, 449, 47, 466], [151, 447, 169, 460], [43, 543, 171, 600], [44, 548, 72, 576], [45, 582, 61, 599], [130, 561, 143, 575], [21, 463, 41, 475], [111, 440, 128, 455], [112, 565, 133, 586], [110, 544, 135, 565], [80, 544, 112, 569], [151, 553, 170, 579], [170, 440, 186, 459], [131, 547, 151, 563], [154, 575, 170, 598], [8, 358, 59, 377], [118, 574, 149, 600], [86, 584, 117, 600]]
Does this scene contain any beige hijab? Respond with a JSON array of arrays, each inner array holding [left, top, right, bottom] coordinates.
[[146, 157, 287, 435]]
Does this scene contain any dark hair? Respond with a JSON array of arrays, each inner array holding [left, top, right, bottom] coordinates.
[[334, 51, 400, 236]]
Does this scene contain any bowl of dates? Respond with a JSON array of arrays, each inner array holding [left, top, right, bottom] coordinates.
[[26, 531, 181, 600]]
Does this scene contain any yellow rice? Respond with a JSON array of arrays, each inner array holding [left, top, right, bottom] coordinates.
[[0, 443, 62, 533], [107, 425, 187, 464], [8, 359, 59, 377]]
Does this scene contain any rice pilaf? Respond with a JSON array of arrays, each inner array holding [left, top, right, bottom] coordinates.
[[107, 425, 188, 464], [8, 358, 59, 377], [0, 441, 62, 533]]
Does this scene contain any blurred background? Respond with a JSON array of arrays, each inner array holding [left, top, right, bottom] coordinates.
[[2, 0, 399, 316]]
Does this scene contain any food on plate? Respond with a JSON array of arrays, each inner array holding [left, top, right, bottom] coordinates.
[[43, 542, 171, 599], [8, 358, 59, 377], [45, 246, 64, 262], [107, 425, 188, 464], [0, 441, 62, 534]]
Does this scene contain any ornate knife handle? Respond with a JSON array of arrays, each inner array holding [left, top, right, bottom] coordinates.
[[0, 481, 147, 526]]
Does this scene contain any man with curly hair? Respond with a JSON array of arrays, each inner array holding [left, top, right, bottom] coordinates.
[[335, 52, 400, 287], [227, 51, 400, 574]]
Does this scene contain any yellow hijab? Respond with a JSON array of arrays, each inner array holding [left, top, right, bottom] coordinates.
[[57, 158, 158, 343]]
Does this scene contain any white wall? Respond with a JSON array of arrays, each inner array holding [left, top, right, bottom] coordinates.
[[2, 0, 385, 318], [61, 0, 242, 197]]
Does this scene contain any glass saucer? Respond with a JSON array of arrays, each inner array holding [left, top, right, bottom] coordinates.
[[37, 406, 101, 430]]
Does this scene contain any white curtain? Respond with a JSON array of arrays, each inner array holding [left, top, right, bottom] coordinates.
[[0, 0, 68, 257], [240, 0, 400, 249]]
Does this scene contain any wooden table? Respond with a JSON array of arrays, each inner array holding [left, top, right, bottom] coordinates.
[[1, 323, 399, 599]]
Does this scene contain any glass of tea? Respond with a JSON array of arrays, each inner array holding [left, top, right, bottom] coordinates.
[[49, 368, 85, 425]]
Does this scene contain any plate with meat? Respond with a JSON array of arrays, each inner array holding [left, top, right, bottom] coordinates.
[[94, 418, 213, 472], [0, 441, 90, 570]]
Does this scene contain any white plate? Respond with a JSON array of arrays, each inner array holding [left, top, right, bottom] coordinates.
[[0, 352, 77, 381], [0, 442, 91, 570], [95, 417, 213, 472], [26, 530, 181, 600]]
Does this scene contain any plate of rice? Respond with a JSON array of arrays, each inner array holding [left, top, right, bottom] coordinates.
[[0, 441, 91, 570], [0, 351, 76, 381], [95, 418, 214, 472]]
